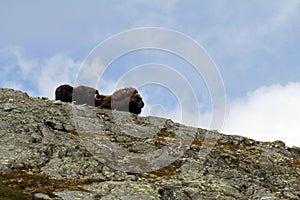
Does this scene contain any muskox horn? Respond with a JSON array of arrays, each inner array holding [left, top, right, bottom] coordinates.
[[95, 94, 101, 100]]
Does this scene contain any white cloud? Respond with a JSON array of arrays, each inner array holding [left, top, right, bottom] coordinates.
[[0, 46, 80, 99], [38, 54, 80, 98], [3, 46, 38, 76], [224, 82, 300, 147], [0, 46, 37, 93]]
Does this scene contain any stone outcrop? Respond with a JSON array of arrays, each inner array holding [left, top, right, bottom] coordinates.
[[0, 88, 299, 199]]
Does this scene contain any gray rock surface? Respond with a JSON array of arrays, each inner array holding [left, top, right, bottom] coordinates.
[[0, 88, 299, 199]]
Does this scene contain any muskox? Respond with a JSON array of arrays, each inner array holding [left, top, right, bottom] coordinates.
[[55, 84, 144, 114], [96, 87, 144, 114], [55, 84, 100, 106]]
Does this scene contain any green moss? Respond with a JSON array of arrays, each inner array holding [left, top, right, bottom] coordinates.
[[0, 169, 102, 199], [0, 182, 30, 200]]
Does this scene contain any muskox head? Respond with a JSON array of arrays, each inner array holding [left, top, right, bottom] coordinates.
[[127, 89, 144, 114]]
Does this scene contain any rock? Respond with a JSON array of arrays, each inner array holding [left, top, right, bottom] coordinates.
[[54, 190, 95, 200], [3, 103, 15, 111], [34, 193, 52, 200], [0, 88, 299, 200]]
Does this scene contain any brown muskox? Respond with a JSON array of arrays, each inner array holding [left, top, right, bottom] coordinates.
[[55, 84, 100, 106], [55, 84, 144, 114], [96, 87, 144, 114]]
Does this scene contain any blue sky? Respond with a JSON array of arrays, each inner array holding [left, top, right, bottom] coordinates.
[[0, 1, 299, 147]]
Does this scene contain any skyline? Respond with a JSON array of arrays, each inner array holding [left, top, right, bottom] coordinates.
[[0, 1, 299, 146]]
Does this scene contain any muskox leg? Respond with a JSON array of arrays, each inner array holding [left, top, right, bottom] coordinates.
[[55, 84, 73, 102]]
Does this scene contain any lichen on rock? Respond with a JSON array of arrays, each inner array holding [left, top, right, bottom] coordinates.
[[0, 88, 299, 199]]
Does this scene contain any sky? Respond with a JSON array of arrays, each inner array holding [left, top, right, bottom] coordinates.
[[0, 0, 299, 147]]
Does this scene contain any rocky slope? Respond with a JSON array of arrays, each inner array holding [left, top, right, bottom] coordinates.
[[0, 88, 299, 200]]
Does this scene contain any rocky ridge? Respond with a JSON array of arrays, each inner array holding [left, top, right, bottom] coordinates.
[[0, 88, 299, 199]]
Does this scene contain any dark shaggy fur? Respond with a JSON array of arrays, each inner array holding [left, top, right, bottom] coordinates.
[[55, 84, 144, 114], [55, 84, 74, 103], [96, 88, 144, 114], [55, 84, 100, 106]]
